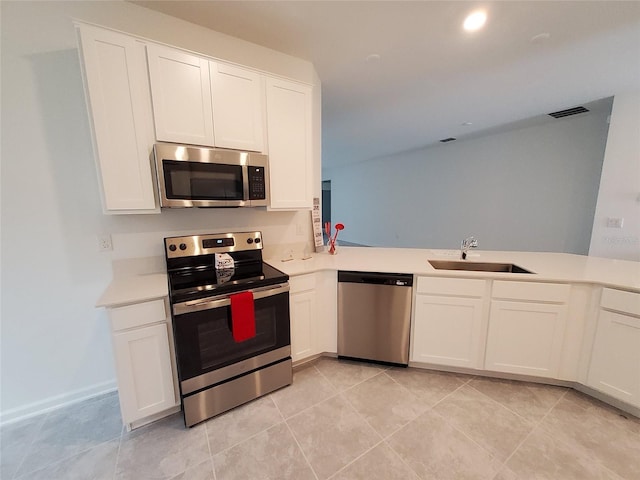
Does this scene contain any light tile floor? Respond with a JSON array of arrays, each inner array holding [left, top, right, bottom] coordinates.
[[2, 358, 639, 480]]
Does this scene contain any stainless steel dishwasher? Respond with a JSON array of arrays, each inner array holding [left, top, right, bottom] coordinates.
[[337, 271, 413, 366]]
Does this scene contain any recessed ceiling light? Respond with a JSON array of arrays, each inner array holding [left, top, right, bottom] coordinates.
[[366, 53, 381, 63], [463, 10, 487, 32], [461, 122, 473, 126]]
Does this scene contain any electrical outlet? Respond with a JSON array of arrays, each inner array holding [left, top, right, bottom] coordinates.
[[98, 234, 113, 252], [606, 217, 624, 229]]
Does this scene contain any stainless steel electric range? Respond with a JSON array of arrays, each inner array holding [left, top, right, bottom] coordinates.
[[164, 231, 292, 427]]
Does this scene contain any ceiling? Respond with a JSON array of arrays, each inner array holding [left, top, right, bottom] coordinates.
[[131, 1, 640, 169]]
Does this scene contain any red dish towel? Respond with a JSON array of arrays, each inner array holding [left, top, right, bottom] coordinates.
[[230, 291, 256, 342]]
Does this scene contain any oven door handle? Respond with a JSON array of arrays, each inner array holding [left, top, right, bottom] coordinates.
[[173, 283, 290, 315]]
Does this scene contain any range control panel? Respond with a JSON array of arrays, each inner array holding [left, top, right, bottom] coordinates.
[[165, 231, 262, 258]]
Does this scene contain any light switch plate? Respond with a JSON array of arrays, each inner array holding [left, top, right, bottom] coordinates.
[[606, 217, 624, 229]]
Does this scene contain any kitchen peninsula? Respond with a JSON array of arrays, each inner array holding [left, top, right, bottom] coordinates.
[[97, 247, 640, 429]]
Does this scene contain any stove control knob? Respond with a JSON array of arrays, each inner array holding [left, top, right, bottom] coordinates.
[[247, 238, 254, 244], [254, 237, 261, 244], [168, 244, 177, 252], [179, 243, 187, 251]]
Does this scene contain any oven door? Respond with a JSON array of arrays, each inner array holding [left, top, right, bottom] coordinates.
[[172, 283, 290, 395]]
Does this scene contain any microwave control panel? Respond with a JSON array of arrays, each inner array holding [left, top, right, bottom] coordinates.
[[248, 167, 266, 200]]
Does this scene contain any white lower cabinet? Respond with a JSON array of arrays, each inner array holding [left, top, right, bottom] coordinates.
[[485, 281, 570, 378], [587, 288, 640, 407], [411, 277, 488, 369], [108, 298, 179, 429], [289, 274, 318, 362]]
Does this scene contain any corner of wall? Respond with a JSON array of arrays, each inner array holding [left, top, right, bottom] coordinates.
[[588, 91, 640, 261]]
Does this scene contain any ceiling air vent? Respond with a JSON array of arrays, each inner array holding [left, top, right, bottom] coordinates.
[[548, 106, 589, 119], [440, 137, 457, 143]]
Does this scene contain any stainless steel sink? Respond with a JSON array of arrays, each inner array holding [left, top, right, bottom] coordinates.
[[428, 260, 534, 274]]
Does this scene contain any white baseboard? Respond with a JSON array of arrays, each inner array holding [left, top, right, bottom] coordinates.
[[0, 380, 118, 427]]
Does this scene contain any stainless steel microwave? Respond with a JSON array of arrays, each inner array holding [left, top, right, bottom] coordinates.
[[154, 143, 269, 208]]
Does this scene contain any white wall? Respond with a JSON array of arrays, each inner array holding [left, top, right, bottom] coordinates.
[[589, 91, 640, 261], [0, 1, 318, 423], [325, 109, 609, 254]]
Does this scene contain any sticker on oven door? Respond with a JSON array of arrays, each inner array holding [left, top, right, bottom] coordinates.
[[217, 267, 234, 284], [214, 253, 234, 270]]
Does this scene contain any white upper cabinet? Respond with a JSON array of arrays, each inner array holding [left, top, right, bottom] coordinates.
[[147, 45, 267, 153], [79, 26, 316, 213], [76, 24, 158, 213], [146, 44, 215, 146], [210, 62, 265, 152], [265, 77, 313, 210]]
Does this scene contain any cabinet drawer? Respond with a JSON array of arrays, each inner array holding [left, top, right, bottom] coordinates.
[[492, 281, 570, 303], [416, 276, 485, 297], [110, 299, 167, 332], [290, 273, 316, 294], [601, 288, 640, 317]]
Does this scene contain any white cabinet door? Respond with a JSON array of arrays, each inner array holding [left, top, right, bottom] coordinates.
[[290, 289, 317, 362], [485, 300, 567, 378], [588, 310, 640, 407], [147, 44, 214, 146], [289, 274, 318, 362], [316, 270, 338, 355], [412, 295, 485, 368], [265, 78, 313, 210], [77, 25, 157, 213], [112, 323, 177, 425], [210, 62, 265, 152]]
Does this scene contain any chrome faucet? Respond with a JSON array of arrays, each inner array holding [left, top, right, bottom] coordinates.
[[461, 236, 478, 259]]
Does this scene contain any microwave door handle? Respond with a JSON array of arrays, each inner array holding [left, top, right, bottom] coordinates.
[[242, 164, 250, 202], [173, 283, 290, 315]]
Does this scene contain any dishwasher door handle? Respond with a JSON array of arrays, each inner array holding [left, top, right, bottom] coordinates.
[[338, 270, 413, 286]]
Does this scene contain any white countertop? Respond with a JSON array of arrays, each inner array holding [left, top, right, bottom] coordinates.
[[268, 247, 640, 291], [96, 248, 640, 308], [96, 273, 168, 308]]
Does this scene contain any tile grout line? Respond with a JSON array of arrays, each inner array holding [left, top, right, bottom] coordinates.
[[464, 380, 546, 427], [204, 397, 288, 459], [380, 437, 422, 480], [535, 390, 631, 480], [325, 438, 386, 480], [271, 393, 319, 480], [310, 361, 391, 478], [10, 429, 123, 480], [282, 420, 320, 480], [325, 387, 392, 477], [315, 361, 387, 393], [203, 419, 218, 480], [365, 371, 481, 479], [111, 424, 124, 480], [8, 409, 49, 480], [277, 365, 341, 422], [495, 387, 570, 476], [11, 395, 125, 479], [337, 390, 384, 443], [427, 382, 509, 471], [430, 407, 504, 471]]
